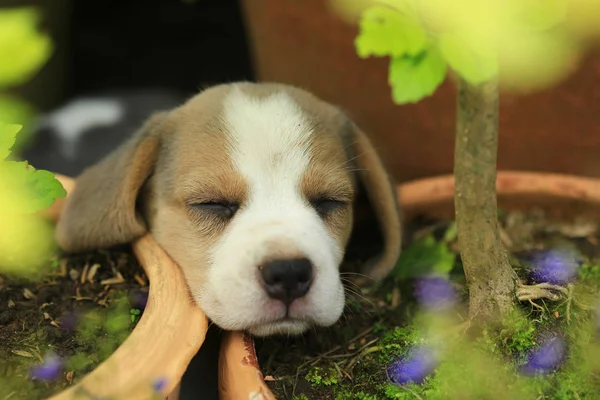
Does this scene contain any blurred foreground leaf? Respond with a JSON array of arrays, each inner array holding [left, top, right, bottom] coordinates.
[[1, 161, 66, 214], [348, 0, 599, 97], [439, 33, 498, 85], [0, 123, 21, 160], [0, 94, 37, 154], [0, 124, 66, 275], [511, 0, 568, 31], [0, 7, 52, 89]]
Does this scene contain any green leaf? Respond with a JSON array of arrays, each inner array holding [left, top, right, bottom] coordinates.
[[0, 124, 21, 160], [355, 5, 429, 58], [388, 47, 447, 104], [393, 234, 456, 279], [1, 161, 67, 213], [438, 33, 498, 85], [0, 7, 53, 89]]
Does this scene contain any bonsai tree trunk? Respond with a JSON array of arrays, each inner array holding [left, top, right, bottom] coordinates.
[[454, 78, 518, 323]]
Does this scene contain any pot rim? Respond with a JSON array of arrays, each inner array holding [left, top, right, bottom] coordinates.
[[399, 170, 600, 213], [218, 170, 600, 400], [41, 175, 208, 400]]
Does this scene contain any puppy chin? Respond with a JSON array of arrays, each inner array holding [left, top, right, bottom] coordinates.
[[247, 319, 311, 337]]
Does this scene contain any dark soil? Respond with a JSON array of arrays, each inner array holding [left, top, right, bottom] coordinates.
[[256, 208, 600, 400], [0, 246, 148, 400]]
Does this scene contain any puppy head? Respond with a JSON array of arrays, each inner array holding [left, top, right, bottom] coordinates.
[[56, 82, 401, 337]]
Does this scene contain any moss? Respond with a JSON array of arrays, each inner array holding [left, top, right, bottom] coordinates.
[[336, 390, 380, 400], [496, 309, 538, 356], [579, 262, 600, 284], [306, 366, 340, 387], [377, 325, 424, 365]]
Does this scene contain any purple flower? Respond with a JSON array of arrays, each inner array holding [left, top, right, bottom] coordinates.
[[530, 249, 579, 285], [414, 276, 457, 311], [388, 345, 438, 385], [30, 352, 63, 381], [152, 377, 167, 393], [520, 335, 567, 376]]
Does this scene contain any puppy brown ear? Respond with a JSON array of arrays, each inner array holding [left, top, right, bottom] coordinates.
[[55, 112, 168, 253], [342, 117, 402, 280]]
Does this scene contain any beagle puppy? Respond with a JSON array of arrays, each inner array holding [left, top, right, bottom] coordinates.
[[55, 82, 401, 337]]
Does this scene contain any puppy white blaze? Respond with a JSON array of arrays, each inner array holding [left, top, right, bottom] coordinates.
[[201, 86, 345, 336]]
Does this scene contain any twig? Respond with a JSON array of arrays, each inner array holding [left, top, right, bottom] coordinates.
[[80, 263, 90, 284], [529, 299, 545, 312], [345, 344, 382, 372], [566, 283, 574, 324], [334, 362, 353, 382]]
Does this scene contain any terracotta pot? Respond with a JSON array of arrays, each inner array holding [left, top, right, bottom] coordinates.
[[215, 170, 600, 399], [41, 175, 209, 400], [239, 0, 600, 183]]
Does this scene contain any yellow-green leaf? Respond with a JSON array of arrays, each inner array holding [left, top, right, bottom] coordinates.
[[388, 47, 447, 104], [0, 166, 59, 276], [0, 124, 22, 160], [0, 7, 53, 89], [355, 5, 429, 58], [498, 29, 578, 91], [1, 161, 67, 214], [0, 95, 37, 155], [438, 33, 498, 85], [511, 0, 568, 31]]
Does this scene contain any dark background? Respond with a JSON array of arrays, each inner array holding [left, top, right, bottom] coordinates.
[[66, 0, 254, 100]]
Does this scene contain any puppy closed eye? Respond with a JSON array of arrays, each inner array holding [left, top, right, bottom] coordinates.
[[190, 201, 240, 219], [310, 197, 347, 217]]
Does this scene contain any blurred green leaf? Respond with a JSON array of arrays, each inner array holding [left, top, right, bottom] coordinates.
[[1, 161, 66, 214], [355, 5, 429, 58], [0, 95, 37, 154], [0, 212, 55, 276], [512, 0, 568, 31], [439, 33, 498, 85], [388, 46, 447, 104], [0, 123, 21, 160], [393, 234, 456, 279], [0, 7, 53, 89]]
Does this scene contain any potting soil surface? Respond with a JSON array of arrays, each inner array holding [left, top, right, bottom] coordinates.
[[256, 208, 600, 400], [0, 246, 148, 400]]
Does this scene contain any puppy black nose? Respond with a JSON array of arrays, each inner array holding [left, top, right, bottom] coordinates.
[[259, 258, 313, 304]]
